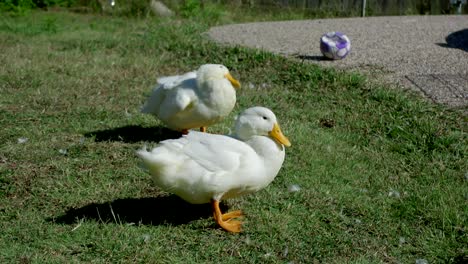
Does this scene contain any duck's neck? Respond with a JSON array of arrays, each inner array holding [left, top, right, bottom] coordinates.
[[246, 136, 286, 182]]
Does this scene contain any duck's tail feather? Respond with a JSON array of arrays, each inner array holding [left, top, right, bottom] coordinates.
[[136, 145, 178, 176], [136, 147, 161, 172]]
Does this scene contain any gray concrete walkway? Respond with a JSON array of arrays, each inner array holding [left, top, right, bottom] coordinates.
[[207, 15, 468, 110]]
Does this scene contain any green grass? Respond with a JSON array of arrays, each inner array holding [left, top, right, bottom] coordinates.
[[1, 10, 467, 263]]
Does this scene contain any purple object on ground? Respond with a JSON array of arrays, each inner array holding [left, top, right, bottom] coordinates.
[[320, 31, 351, 60]]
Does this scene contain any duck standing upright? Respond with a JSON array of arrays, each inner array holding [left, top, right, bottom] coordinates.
[[136, 107, 291, 233], [141, 64, 241, 134]]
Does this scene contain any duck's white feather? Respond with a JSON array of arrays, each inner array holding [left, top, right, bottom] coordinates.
[[136, 107, 289, 205], [141, 72, 197, 120], [137, 131, 265, 204], [141, 65, 238, 131], [157, 71, 196, 89]]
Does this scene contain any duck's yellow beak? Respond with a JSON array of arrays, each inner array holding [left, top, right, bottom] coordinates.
[[269, 123, 291, 147], [225, 72, 241, 89]]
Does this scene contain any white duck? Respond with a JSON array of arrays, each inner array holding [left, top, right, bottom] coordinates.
[[136, 106, 291, 233], [141, 64, 241, 134]]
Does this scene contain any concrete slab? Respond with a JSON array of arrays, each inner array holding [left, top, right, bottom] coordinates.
[[405, 74, 468, 107], [207, 16, 468, 111]]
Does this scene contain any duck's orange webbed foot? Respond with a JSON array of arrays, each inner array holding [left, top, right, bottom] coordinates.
[[222, 210, 244, 221], [211, 200, 243, 233]]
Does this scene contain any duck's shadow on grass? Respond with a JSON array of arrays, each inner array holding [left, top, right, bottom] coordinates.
[[50, 195, 228, 226], [84, 125, 183, 143]]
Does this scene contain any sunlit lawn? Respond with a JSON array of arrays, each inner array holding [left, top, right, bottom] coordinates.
[[0, 10, 466, 263]]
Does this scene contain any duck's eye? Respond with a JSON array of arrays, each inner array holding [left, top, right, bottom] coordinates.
[[262, 116, 267, 120]]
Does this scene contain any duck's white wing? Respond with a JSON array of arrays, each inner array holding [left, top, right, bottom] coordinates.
[[157, 78, 198, 121], [161, 131, 256, 173], [141, 71, 197, 115], [157, 71, 197, 89]]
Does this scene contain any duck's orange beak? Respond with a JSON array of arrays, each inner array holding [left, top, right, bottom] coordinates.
[[225, 72, 241, 89], [269, 123, 291, 147]]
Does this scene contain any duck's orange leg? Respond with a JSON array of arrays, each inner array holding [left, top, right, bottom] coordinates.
[[181, 129, 189, 135], [200, 126, 207, 133], [211, 200, 242, 233]]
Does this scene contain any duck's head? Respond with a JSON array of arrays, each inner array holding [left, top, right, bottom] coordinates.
[[234, 106, 291, 147], [197, 64, 241, 89]]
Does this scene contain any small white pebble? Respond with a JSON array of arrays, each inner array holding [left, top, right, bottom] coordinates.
[[388, 189, 400, 198], [399, 237, 406, 245], [125, 109, 132, 118], [59, 149, 68, 155], [355, 219, 362, 224], [263, 252, 273, 258], [17, 137, 28, 144], [142, 234, 151, 243], [415, 259, 428, 264], [261, 83, 268, 88], [244, 236, 251, 245], [248, 82, 255, 89], [288, 184, 301, 193], [282, 246, 289, 257]]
